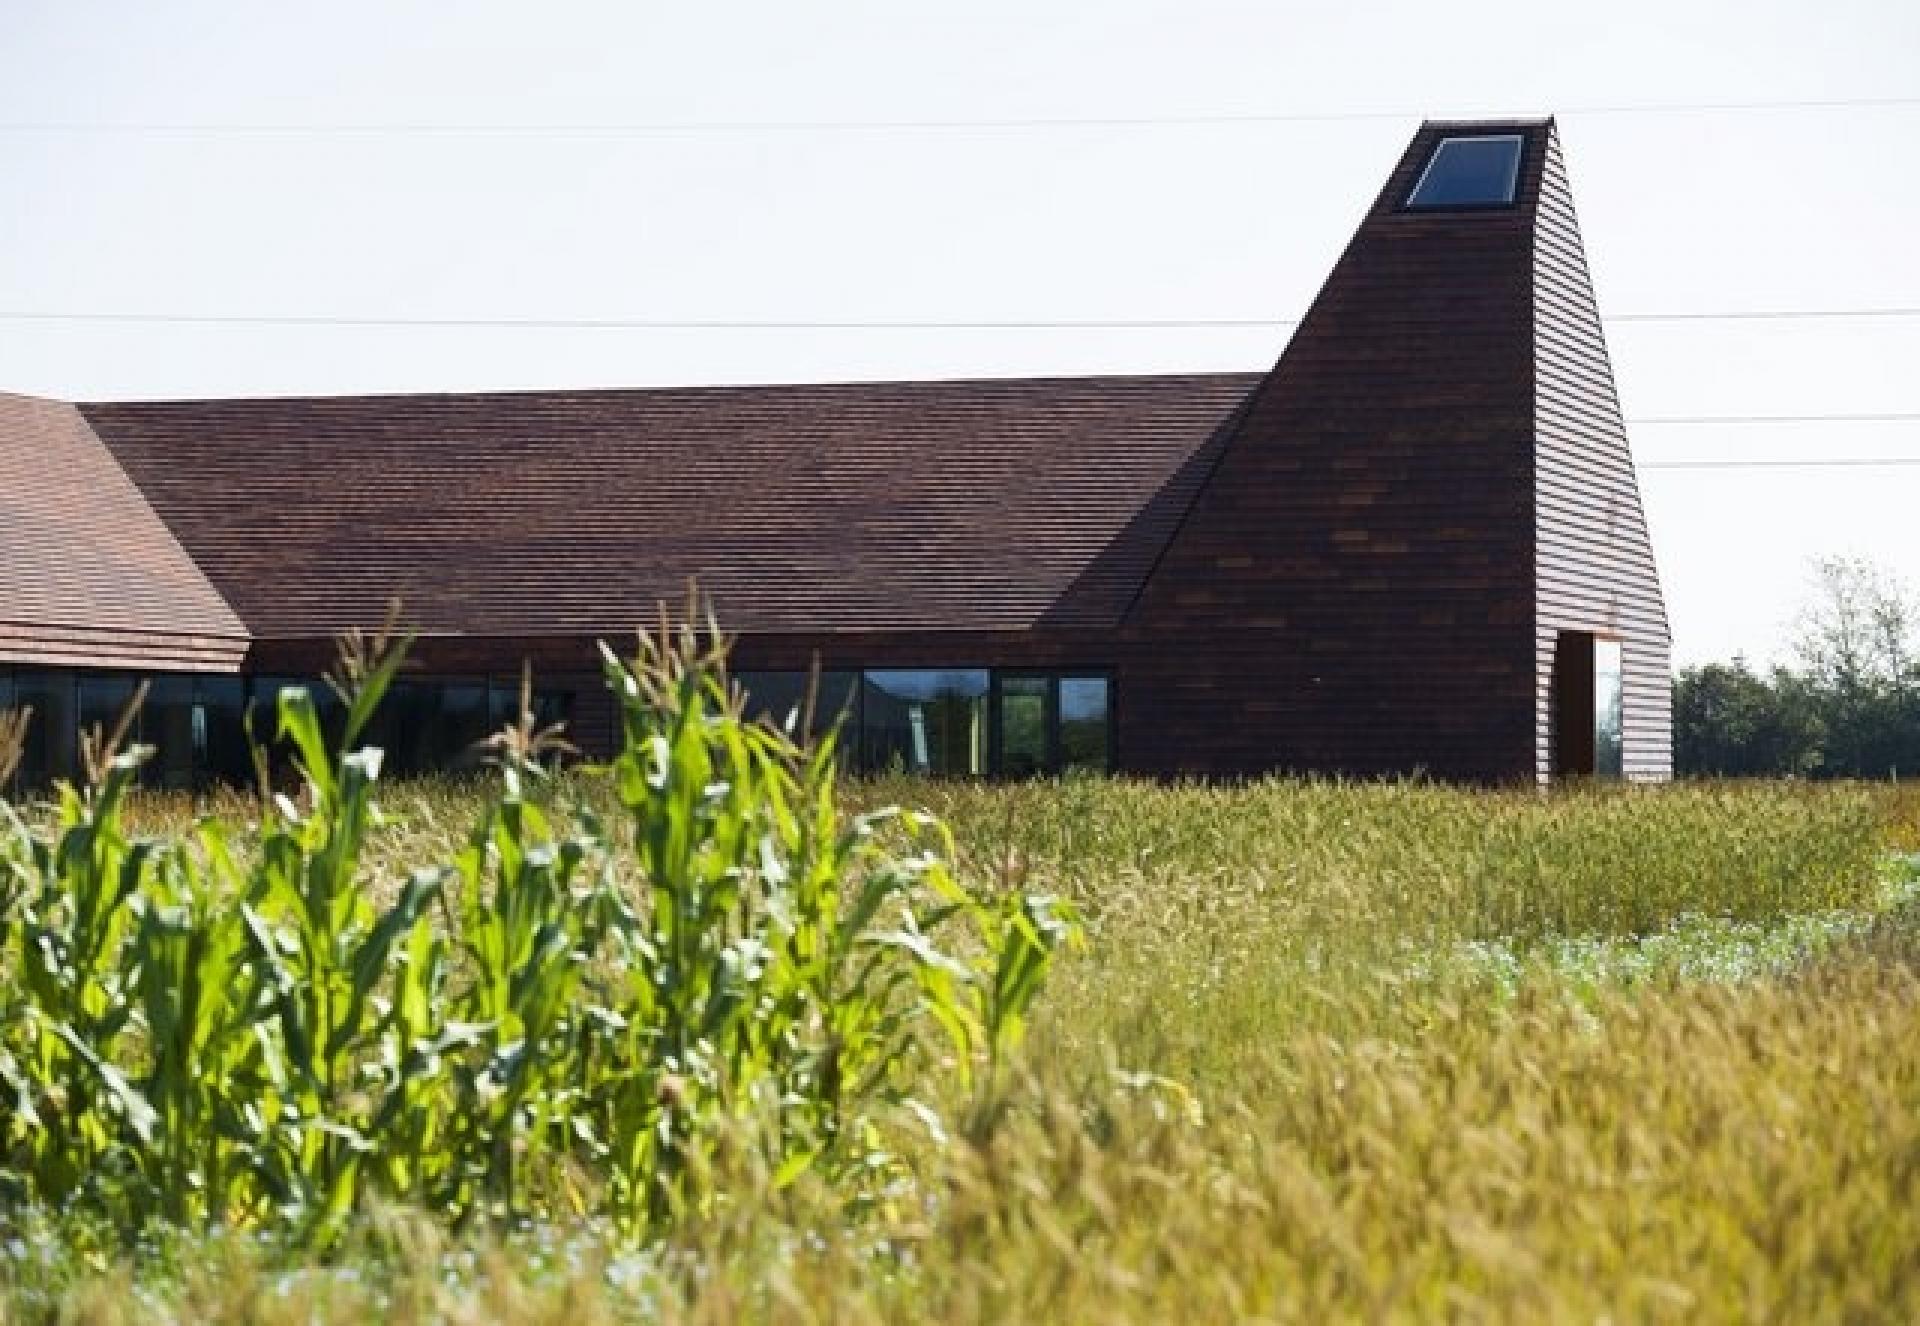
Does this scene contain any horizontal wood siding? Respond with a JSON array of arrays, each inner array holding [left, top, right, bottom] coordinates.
[[1531, 127, 1673, 781]]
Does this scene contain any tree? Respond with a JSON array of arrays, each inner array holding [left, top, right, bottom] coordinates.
[[1791, 557, 1920, 778], [1673, 658, 1822, 777], [1678, 558, 1920, 778], [1793, 555, 1915, 695]]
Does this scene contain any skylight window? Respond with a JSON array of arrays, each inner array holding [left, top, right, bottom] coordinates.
[[1404, 134, 1523, 209]]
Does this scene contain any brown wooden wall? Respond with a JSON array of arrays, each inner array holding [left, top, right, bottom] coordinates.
[[1106, 122, 1551, 782], [1531, 126, 1674, 781]]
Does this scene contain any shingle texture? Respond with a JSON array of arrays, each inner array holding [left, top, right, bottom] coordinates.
[[1115, 120, 1548, 780], [0, 117, 1673, 784], [0, 394, 248, 670], [79, 375, 1258, 641]]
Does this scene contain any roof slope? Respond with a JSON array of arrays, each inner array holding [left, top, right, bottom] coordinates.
[[0, 394, 249, 670], [81, 374, 1258, 640]]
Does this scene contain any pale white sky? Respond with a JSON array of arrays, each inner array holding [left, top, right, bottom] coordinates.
[[2, 1, 1916, 667]]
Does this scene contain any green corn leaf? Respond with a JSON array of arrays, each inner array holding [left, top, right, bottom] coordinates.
[[52, 1019, 158, 1146]]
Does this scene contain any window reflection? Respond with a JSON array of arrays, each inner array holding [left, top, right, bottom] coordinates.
[[1594, 639, 1624, 779], [1406, 134, 1523, 209], [996, 677, 1049, 778], [861, 670, 989, 776], [1059, 678, 1110, 773], [0, 663, 1111, 788], [195, 676, 250, 788]]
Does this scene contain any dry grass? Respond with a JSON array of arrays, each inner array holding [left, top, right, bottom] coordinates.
[[6, 775, 1916, 1322]]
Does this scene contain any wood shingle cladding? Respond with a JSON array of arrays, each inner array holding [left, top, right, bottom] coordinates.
[[79, 375, 1258, 640], [1531, 126, 1673, 781], [1116, 120, 1546, 781], [0, 394, 248, 671], [0, 117, 1672, 783]]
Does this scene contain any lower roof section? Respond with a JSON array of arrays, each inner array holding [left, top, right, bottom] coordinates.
[[79, 373, 1260, 643], [0, 394, 249, 672]]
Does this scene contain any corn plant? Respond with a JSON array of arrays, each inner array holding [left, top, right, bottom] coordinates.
[[430, 712, 616, 1223], [0, 613, 1077, 1250], [581, 625, 1070, 1234], [1, 738, 157, 1213], [126, 821, 266, 1226]]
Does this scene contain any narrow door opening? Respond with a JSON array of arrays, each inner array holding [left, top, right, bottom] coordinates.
[[1551, 632, 1625, 781]]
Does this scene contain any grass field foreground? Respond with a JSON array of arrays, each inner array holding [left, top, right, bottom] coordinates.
[[1, 670, 1916, 1320]]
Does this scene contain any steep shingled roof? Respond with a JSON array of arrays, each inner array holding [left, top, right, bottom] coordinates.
[[0, 394, 249, 670], [78, 373, 1259, 642]]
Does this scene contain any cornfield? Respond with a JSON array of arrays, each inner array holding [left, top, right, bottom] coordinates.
[[1, 637, 1915, 1321], [0, 623, 1071, 1255]]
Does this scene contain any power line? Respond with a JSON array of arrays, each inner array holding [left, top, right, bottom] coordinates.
[[1609, 307, 1920, 324], [0, 311, 1284, 331], [0, 96, 1915, 136], [0, 307, 1915, 331], [1632, 413, 1920, 426], [1643, 457, 1920, 470]]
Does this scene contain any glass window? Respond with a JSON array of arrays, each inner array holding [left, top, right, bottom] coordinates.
[[487, 674, 525, 736], [247, 675, 301, 743], [366, 681, 438, 780], [195, 676, 251, 788], [77, 673, 139, 761], [0, 667, 14, 796], [530, 687, 574, 738], [860, 670, 988, 776], [143, 675, 198, 790], [737, 670, 858, 742], [247, 675, 307, 783], [1059, 677, 1111, 773], [1405, 134, 1523, 209], [439, 680, 491, 773], [310, 680, 349, 754], [490, 676, 576, 732], [1594, 639, 1624, 779], [14, 670, 78, 790], [995, 677, 1050, 779]]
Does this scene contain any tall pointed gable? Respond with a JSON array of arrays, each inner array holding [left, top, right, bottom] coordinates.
[[1119, 121, 1552, 780], [1531, 122, 1672, 780]]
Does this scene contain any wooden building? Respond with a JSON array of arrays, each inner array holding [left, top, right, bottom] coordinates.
[[0, 118, 1669, 788]]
